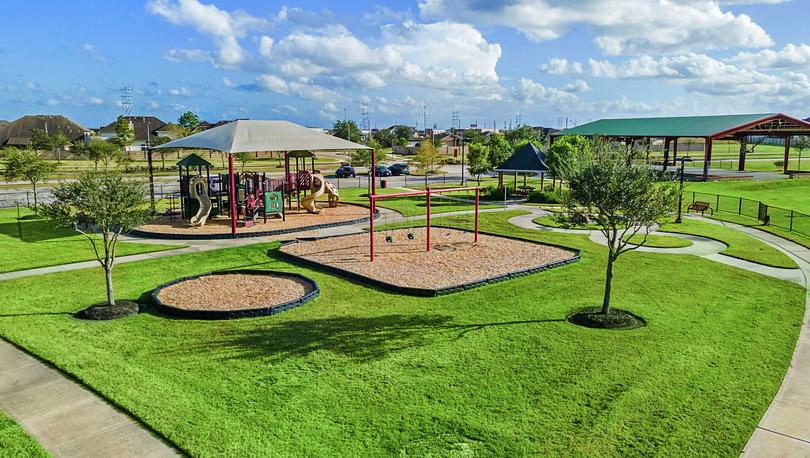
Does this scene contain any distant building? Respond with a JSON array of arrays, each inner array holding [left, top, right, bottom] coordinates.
[[98, 115, 169, 151], [0, 114, 89, 147]]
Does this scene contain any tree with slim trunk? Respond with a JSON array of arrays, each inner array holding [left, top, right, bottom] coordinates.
[[466, 142, 491, 184], [41, 171, 152, 306], [3, 148, 58, 211], [558, 138, 676, 317], [412, 140, 444, 186]]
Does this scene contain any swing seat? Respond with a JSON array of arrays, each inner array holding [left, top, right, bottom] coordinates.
[[386, 235, 394, 243], [407, 232, 415, 240]]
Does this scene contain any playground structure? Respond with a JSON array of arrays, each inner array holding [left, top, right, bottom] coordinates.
[[152, 120, 373, 237], [177, 154, 286, 228], [368, 186, 480, 262], [301, 171, 340, 214]]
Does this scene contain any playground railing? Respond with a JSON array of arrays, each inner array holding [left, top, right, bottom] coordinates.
[[684, 190, 810, 239]]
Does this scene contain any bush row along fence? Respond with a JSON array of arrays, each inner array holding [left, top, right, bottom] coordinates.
[[687, 191, 810, 239]]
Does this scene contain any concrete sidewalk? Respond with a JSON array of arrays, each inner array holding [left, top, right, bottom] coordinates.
[[0, 340, 180, 457]]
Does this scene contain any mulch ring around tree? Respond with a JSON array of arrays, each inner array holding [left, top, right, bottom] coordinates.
[[567, 307, 647, 330], [151, 270, 319, 319], [75, 301, 142, 320]]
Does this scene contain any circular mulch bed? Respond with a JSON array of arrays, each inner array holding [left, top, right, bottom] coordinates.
[[76, 301, 141, 320], [151, 270, 319, 320], [567, 307, 646, 330]]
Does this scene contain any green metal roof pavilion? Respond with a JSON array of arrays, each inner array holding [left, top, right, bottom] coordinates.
[[553, 113, 810, 179]]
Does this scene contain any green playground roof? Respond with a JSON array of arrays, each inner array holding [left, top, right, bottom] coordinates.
[[176, 153, 212, 168], [554, 113, 810, 139]]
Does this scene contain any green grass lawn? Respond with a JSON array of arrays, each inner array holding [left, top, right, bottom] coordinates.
[[659, 218, 797, 268], [532, 215, 796, 268], [0, 411, 47, 457], [338, 186, 504, 218], [0, 211, 803, 456], [622, 233, 692, 248], [685, 179, 810, 214], [0, 208, 181, 273]]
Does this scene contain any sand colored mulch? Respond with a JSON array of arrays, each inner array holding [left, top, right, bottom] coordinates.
[[137, 203, 369, 236], [156, 273, 313, 311], [280, 228, 576, 290]]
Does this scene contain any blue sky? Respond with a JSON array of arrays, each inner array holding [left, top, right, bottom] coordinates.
[[2, 1, 808, 129]]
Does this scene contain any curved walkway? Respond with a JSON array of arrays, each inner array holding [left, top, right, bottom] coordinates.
[[508, 205, 810, 456]]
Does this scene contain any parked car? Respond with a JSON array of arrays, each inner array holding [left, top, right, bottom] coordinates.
[[388, 163, 410, 176], [374, 165, 392, 177], [335, 165, 356, 178]]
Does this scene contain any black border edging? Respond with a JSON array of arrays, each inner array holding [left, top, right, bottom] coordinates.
[[278, 230, 580, 297], [150, 269, 319, 319], [129, 204, 379, 240]]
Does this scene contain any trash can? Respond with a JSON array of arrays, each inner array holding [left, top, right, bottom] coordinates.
[[381, 179, 388, 189]]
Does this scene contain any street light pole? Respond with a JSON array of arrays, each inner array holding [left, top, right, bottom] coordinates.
[[460, 134, 466, 185], [675, 157, 693, 223]]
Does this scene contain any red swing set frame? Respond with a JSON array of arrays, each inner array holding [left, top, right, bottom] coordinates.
[[368, 186, 480, 262]]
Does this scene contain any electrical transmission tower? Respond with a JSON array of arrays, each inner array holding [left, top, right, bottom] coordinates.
[[119, 84, 133, 116], [360, 102, 370, 137], [451, 110, 460, 131], [515, 114, 522, 127]]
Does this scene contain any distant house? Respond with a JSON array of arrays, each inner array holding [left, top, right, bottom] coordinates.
[[197, 119, 242, 131], [0, 114, 89, 147], [98, 116, 169, 152]]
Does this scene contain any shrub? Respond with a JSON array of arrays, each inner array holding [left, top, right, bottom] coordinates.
[[527, 190, 563, 204]]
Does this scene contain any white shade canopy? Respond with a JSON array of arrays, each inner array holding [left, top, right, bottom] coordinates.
[[153, 120, 370, 154]]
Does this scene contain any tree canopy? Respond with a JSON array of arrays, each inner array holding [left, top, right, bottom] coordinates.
[[178, 111, 202, 134], [3, 148, 58, 209], [41, 171, 152, 306], [114, 116, 135, 147], [466, 142, 491, 183], [557, 138, 676, 315], [333, 120, 361, 143]]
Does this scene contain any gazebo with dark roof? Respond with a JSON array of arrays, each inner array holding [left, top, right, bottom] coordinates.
[[494, 142, 550, 192], [553, 113, 810, 179]]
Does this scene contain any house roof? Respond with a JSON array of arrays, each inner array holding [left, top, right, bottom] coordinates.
[[154, 120, 370, 154], [176, 153, 212, 168], [554, 113, 810, 139], [495, 142, 549, 173], [99, 116, 167, 139], [0, 115, 88, 146]]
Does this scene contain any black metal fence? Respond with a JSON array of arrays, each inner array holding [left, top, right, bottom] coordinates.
[[687, 191, 810, 238]]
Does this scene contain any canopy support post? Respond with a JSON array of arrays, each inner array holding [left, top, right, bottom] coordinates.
[[784, 135, 792, 174], [228, 154, 237, 237], [702, 137, 713, 181], [370, 148, 377, 196]]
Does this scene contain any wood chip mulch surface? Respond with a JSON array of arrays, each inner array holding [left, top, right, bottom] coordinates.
[[280, 228, 576, 290], [156, 274, 313, 311], [137, 203, 368, 235]]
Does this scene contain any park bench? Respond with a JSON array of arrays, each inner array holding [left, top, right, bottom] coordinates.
[[688, 201, 713, 216]]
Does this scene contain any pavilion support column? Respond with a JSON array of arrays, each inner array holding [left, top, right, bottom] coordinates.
[[738, 138, 747, 171], [672, 138, 678, 166], [702, 137, 713, 181], [228, 153, 237, 237], [540, 172, 544, 191], [662, 137, 670, 172], [784, 135, 792, 174]]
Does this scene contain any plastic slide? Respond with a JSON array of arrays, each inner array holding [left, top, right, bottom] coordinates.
[[301, 173, 326, 213], [189, 175, 212, 226]]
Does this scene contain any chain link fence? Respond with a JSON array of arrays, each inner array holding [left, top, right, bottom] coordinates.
[[686, 191, 810, 238]]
